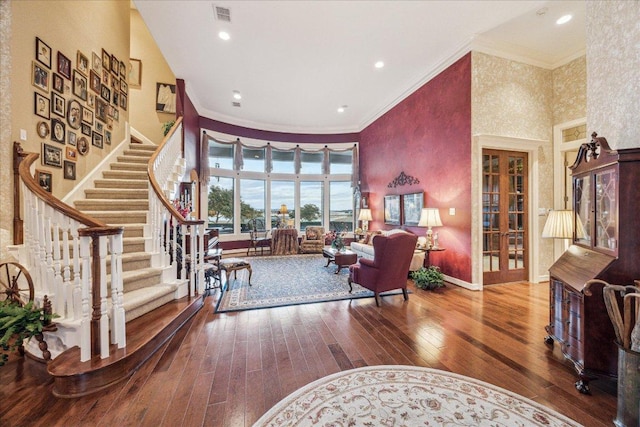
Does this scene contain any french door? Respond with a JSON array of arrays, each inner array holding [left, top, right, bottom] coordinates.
[[482, 150, 528, 284]]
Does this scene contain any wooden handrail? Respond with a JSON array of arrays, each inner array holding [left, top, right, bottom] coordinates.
[[147, 117, 204, 227], [18, 149, 106, 228]]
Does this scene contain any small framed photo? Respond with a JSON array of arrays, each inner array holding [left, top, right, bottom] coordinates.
[[68, 131, 77, 146], [105, 130, 112, 145], [92, 131, 103, 149], [57, 51, 71, 79], [32, 61, 50, 93], [42, 143, 62, 168], [78, 136, 89, 155], [113, 108, 119, 121], [65, 146, 77, 161], [36, 121, 49, 138], [110, 54, 118, 74], [101, 85, 111, 102], [77, 51, 89, 75], [102, 69, 110, 86], [120, 79, 128, 93], [36, 169, 52, 192], [81, 122, 92, 136], [90, 70, 101, 93], [92, 51, 102, 72], [86, 92, 95, 108], [67, 99, 82, 129], [51, 92, 65, 117], [119, 60, 126, 78], [80, 123, 91, 136], [101, 49, 110, 71], [111, 77, 120, 93], [36, 37, 52, 68], [129, 58, 141, 89], [112, 91, 119, 108], [64, 160, 76, 180], [51, 118, 65, 143], [156, 83, 176, 113], [34, 92, 50, 119], [72, 70, 88, 101], [82, 107, 93, 125], [52, 73, 64, 93], [95, 121, 104, 133], [120, 92, 127, 111], [95, 98, 108, 122]]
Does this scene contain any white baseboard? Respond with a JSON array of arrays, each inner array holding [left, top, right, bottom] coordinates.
[[444, 274, 482, 291]]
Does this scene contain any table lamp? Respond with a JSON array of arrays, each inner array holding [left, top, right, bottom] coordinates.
[[358, 208, 372, 232], [542, 209, 584, 251], [418, 208, 442, 249], [279, 204, 288, 225]]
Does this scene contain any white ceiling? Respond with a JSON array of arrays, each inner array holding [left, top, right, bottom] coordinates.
[[134, 0, 586, 134]]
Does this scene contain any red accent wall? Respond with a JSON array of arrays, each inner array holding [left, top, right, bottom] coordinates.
[[359, 54, 472, 282]]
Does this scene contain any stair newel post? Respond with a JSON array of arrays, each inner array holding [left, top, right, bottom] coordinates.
[[79, 231, 92, 362], [109, 231, 126, 349], [98, 232, 109, 359]]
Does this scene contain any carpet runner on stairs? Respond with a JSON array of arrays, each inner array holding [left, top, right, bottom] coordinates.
[[73, 141, 177, 322]]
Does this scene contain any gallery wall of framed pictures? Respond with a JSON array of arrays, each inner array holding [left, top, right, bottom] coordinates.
[[31, 35, 128, 192]]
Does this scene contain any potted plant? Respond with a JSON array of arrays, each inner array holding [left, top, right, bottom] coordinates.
[[411, 266, 445, 290], [162, 120, 176, 136], [0, 298, 57, 366]]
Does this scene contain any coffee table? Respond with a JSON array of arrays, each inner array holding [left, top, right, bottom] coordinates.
[[322, 246, 358, 274]]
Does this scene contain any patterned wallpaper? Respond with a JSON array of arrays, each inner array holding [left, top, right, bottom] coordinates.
[[472, 52, 553, 141], [587, 1, 640, 150], [553, 56, 587, 125], [0, 0, 13, 254]]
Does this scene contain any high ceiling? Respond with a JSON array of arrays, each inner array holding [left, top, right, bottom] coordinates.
[[134, 1, 585, 134]]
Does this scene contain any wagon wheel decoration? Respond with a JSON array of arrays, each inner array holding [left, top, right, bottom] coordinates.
[[0, 262, 35, 306]]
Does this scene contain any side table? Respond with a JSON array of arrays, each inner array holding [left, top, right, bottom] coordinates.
[[417, 247, 445, 267]]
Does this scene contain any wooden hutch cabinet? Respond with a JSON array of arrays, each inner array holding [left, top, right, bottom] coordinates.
[[545, 133, 640, 394]]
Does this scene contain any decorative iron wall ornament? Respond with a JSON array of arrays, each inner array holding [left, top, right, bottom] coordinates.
[[387, 171, 420, 188]]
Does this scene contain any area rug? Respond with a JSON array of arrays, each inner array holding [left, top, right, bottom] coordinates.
[[215, 254, 404, 313], [253, 365, 582, 427]]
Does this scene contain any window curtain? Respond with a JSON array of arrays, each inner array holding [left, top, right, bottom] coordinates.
[[203, 132, 358, 176], [200, 130, 210, 184], [351, 144, 358, 188]]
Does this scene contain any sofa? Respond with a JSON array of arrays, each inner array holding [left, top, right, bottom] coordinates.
[[350, 229, 425, 271]]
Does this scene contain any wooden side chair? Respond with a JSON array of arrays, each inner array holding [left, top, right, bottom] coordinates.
[[246, 219, 271, 256]]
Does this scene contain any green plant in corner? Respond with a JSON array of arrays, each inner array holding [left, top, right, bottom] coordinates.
[[411, 266, 445, 290], [162, 120, 176, 136], [0, 299, 57, 366]]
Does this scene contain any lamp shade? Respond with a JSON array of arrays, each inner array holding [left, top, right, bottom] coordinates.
[[418, 208, 442, 228], [279, 204, 288, 214], [542, 210, 574, 239], [358, 208, 372, 222]]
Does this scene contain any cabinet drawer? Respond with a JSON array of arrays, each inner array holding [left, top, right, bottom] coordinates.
[[566, 336, 583, 364]]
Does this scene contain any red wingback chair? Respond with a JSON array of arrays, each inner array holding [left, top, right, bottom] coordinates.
[[348, 231, 418, 306]]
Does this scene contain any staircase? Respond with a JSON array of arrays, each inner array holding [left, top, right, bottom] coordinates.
[[72, 141, 181, 322]]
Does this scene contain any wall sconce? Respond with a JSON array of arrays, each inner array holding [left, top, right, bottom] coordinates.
[[358, 208, 372, 232], [418, 208, 442, 249]]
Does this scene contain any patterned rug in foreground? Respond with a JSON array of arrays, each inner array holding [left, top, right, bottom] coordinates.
[[253, 365, 582, 427], [215, 254, 403, 313]]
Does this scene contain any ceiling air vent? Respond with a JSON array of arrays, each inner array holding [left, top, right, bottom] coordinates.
[[232, 101, 241, 107], [213, 5, 231, 22]]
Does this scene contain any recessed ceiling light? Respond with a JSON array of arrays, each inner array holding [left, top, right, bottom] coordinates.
[[218, 31, 230, 41], [337, 105, 348, 113], [374, 61, 385, 69], [233, 91, 242, 100], [556, 14, 572, 25]]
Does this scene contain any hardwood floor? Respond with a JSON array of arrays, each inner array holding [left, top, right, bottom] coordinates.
[[0, 280, 617, 426]]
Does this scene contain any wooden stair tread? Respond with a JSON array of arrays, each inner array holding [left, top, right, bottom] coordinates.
[[47, 295, 204, 397]]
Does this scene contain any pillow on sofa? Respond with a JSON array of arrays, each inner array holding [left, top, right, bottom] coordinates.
[[363, 230, 382, 245], [306, 229, 318, 240]]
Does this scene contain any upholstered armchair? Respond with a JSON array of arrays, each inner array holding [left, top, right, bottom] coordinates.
[[348, 232, 417, 306], [300, 226, 325, 253]]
